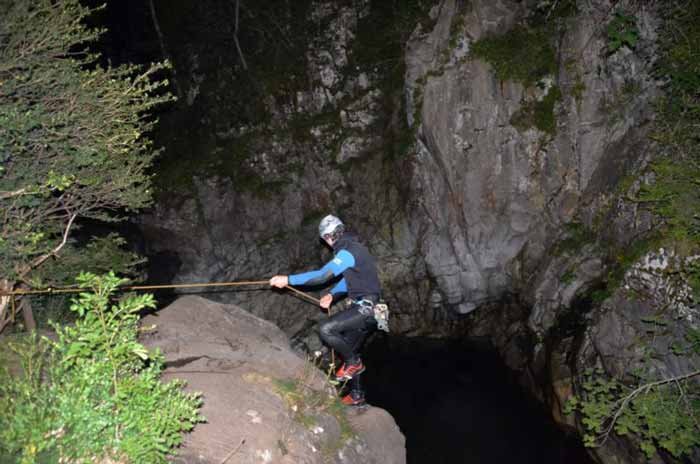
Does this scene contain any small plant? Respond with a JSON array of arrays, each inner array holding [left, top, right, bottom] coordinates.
[[568, 371, 700, 458], [510, 86, 562, 135], [274, 354, 355, 457], [566, 363, 700, 457], [471, 25, 557, 87], [607, 11, 639, 54], [553, 222, 597, 257], [561, 269, 576, 284], [0, 272, 203, 463]]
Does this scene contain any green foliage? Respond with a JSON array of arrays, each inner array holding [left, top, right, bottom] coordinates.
[[688, 328, 700, 355], [638, 0, 700, 246], [471, 25, 557, 87], [274, 357, 355, 458], [563, 369, 620, 447], [0, 0, 171, 288], [351, 0, 438, 81], [571, 76, 586, 105], [639, 159, 700, 242], [511, 86, 562, 135], [588, 235, 662, 300], [606, 11, 640, 54], [618, 387, 699, 458], [589, 287, 613, 304], [671, 328, 700, 356], [553, 222, 596, 256], [566, 368, 700, 458], [561, 269, 576, 284], [471, 19, 565, 137], [686, 260, 700, 302], [0, 273, 203, 463], [31, 234, 146, 289]]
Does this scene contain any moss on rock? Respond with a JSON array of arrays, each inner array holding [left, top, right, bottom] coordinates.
[[511, 85, 562, 135], [471, 25, 557, 87]]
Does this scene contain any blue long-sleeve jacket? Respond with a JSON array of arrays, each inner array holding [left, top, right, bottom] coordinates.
[[289, 249, 355, 296]]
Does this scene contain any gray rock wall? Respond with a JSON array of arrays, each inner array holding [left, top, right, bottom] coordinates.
[[138, 1, 699, 462], [404, 0, 658, 326]]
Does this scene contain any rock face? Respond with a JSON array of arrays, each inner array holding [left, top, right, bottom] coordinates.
[[568, 250, 700, 463], [139, 0, 428, 340], [404, 0, 658, 322], [137, 1, 700, 462], [141, 0, 659, 337], [141, 296, 406, 464]]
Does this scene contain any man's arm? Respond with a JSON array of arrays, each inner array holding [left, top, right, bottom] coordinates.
[[328, 278, 347, 296], [288, 250, 355, 287]]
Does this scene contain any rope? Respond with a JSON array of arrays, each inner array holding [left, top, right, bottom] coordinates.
[[2, 278, 338, 369], [283, 284, 319, 305], [0, 280, 322, 309], [0, 279, 271, 296], [280, 286, 335, 367]]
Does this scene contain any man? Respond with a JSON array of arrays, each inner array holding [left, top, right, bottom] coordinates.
[[270, 214, 381, 406]]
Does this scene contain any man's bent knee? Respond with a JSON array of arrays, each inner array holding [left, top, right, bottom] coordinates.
[[319, 320, 337, 340]]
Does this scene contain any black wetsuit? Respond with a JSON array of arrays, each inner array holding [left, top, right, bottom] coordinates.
[[288, 232, 380, 398]]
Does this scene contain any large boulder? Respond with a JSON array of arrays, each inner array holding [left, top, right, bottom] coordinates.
[[141, 296, 405, 464]]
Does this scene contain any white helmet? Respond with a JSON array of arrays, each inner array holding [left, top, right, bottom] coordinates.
[[318, 214, 344, 239]]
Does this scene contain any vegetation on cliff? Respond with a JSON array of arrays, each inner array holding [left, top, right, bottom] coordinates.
[[470, 1, 574, 136], [0, 0, 171, 331], [0, 2, 202, 462], [642, 1, 700, 247], [565, 1, 700, 459], [0, 273, 202, 463], [471, 25, 557, 87]]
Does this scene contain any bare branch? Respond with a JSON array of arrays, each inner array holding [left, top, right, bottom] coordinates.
[[545, 0, 561, 20], [0, 282, 15, 336], [0, 187, 29, 200], [596, 369, 700, 446], [19, 212, 77, 279], [148, 0, 182, 99], [233, 0, 248, 70]]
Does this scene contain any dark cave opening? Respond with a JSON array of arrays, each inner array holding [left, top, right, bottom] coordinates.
[[361, 336, 594, 464]]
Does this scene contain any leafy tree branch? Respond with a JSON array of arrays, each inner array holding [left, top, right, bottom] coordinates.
[[0, 0, 174, 331]]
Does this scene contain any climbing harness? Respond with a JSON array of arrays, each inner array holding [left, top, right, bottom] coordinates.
[[351, 298, 390, 332], [373, 302, 390, 332], [352, 298, 374, 316]]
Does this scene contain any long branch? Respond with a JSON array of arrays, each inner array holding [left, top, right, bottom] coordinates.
[[0, 187, 29, 199], [147, 0, 182, 99], [19, 213, 77, 279], [233, 0, 248, 70], [598, 369, 700, 444]]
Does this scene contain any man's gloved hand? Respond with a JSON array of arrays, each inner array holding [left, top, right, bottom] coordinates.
[[269, 275, 289, 288], [319, 293, 333, 310]]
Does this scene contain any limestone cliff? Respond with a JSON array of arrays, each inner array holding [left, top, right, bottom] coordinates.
[[138, 1, 699, 461]]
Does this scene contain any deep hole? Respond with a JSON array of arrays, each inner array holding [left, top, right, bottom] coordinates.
[[361, 336, 594, 464]]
